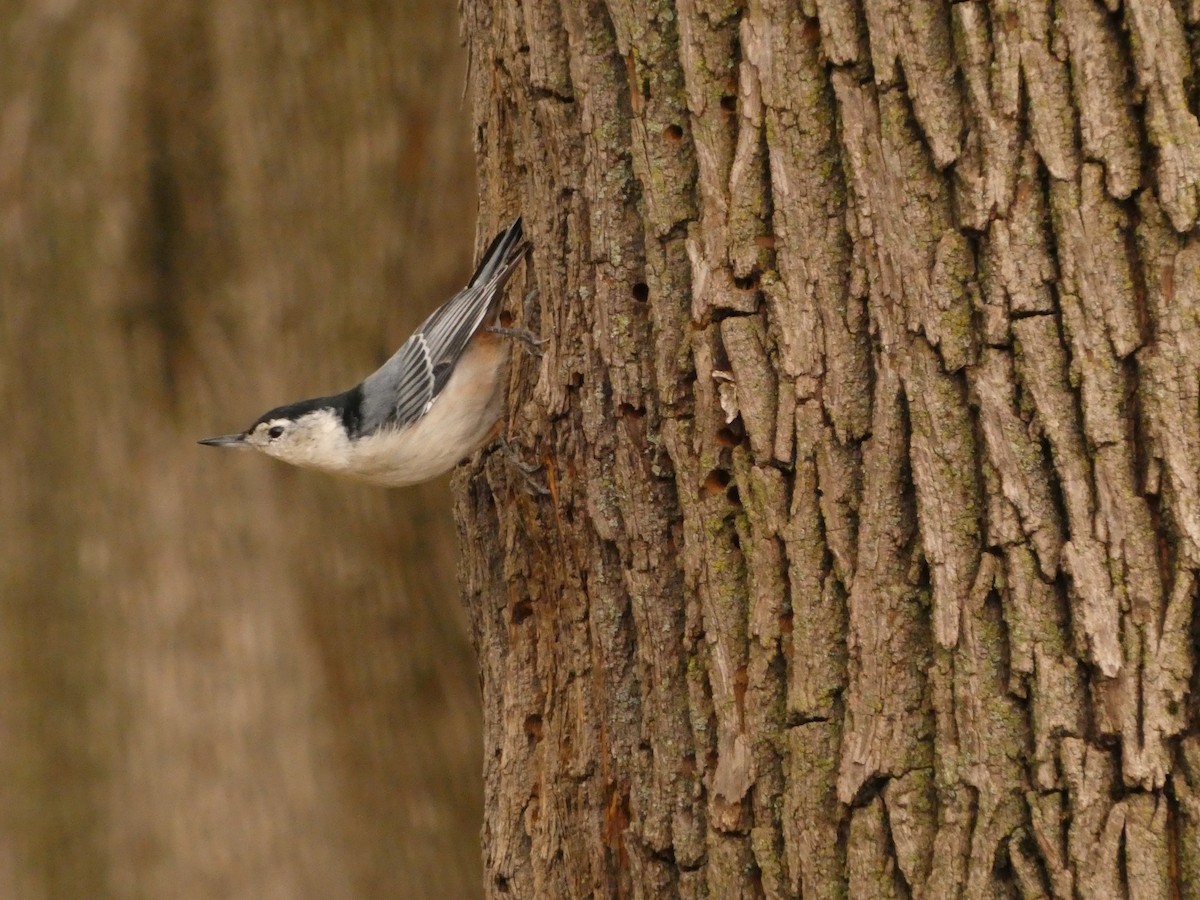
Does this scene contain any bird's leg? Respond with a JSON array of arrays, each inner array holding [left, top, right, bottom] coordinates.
[[488, 289, 546, 357], [500, 437, 542, 475], [497, 436, 550, 495], [487, 325, 547, 356]]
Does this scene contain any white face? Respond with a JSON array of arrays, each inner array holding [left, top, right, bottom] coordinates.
[[244, 411, 352, 470], [244, 417, 295, 454]]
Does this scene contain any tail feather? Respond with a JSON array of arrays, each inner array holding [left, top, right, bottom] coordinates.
[[468, 217, 525, 289]]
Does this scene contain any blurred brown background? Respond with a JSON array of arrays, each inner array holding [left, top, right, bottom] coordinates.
[[0, 2, 484, 897]]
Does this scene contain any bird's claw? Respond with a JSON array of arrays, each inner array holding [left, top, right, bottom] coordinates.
[[488, 325, 547, 357], [498, 437, 550, 495]]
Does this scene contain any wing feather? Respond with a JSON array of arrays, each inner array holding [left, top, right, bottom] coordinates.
[[359, 218, 527, 432], [386, 332, 435, 424]]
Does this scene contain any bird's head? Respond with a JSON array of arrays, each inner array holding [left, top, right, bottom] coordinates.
[[200, 399, 352, 471]]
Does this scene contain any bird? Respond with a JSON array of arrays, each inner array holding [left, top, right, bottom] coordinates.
[[199, 218, 531, 487]]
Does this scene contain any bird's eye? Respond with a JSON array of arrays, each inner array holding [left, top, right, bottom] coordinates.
[[267, 425, 285, 439]]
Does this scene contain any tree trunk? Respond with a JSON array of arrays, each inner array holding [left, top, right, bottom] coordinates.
[[0, 2, 481, 897], [458, 0, 1200, 896]]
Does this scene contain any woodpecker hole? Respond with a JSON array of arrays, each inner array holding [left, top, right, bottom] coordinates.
[[617, 402, 645, 419], [524, 714, 543, 742], [702, 468, 731, 496], [663, 124, 684, 143], [512, 599, 533, 624], [720, 95, 738, 113], [631, 282, 650, 303], [715, 425, 744, 447], [733, 272, 761, 291]]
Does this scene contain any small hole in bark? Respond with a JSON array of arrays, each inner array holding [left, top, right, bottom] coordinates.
[[663, 123, 684, 143], [702, 468, 731, 495], [495, 875, 509, 892], [498, 309, 515, 327], [618, 402, 645, 419], [512, 599, 533, 624], [524, 714, 543, 741], [720, 95, 737, 112], [733, 271, 761, 291], [729, 527, 741, 550], [726, 485, 741, 506], [716, 424, 745, 447], [631, 282, 650, 302], [570, 371, 584, 389], [749, 864, 764, 893]]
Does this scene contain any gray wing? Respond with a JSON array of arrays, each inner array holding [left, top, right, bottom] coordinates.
[[359, 218, 527, 432]]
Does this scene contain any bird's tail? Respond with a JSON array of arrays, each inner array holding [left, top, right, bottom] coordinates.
[[468, 217, 528, 290]]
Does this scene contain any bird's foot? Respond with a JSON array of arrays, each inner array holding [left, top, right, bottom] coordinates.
[[498, 437, 550, 495], [488, 325, 547, 357], [490, 290, 545, 357]]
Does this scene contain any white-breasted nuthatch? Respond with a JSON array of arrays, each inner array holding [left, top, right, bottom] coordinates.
[[200, 218, 530, 486]]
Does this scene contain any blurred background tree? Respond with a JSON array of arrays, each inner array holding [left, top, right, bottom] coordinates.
[[0, 2, 484, 897]]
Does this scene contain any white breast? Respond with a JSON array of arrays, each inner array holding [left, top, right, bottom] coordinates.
[[344, 336, 507, 486]]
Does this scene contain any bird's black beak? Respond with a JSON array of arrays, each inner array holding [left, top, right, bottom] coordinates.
[[198, 433, 249, 448]]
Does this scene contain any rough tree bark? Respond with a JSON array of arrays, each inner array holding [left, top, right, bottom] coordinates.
[[458, 0, 1200, 896], [0, 2, 481, 897]]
